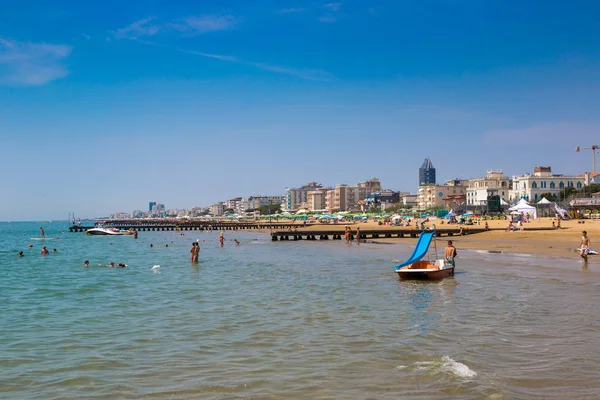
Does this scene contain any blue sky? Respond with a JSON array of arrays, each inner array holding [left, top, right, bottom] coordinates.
[[1, 0, 600, 220]]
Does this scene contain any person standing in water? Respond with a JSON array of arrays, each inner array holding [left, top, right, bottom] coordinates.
[[579, 231, 590, 263], [219, 232, 224, 247], [41, 245, 49, 255], [444, 240, 457, 266], [40, 227, 45, 239], [190, 242, 199, 263]]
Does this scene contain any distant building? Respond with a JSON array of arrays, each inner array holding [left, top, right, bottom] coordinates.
[[226, 197, 242, 213], [510, 166, 585, 203], [578, 172, 600, 185], [417, 181, 466, 210], [466, 170, 510, 206], [284, 182, 323, 211], [307, 189, 330, 212], [419, 158, 436, 185], [211, 203, 225, 216], [148, 202, 156, 212], [358, 178, 382, 195]]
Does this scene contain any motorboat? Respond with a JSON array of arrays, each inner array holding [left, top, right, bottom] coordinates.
[[394, 229, 455, 280], [86, 227, 131, 236]]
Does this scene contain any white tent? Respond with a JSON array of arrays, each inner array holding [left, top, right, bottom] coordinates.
[[500, 198, 509, 206], [538, 197, 553, 204], [509, 199, 537, 219]]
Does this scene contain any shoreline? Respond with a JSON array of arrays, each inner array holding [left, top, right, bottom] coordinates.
[[278, 217, 596, 260]]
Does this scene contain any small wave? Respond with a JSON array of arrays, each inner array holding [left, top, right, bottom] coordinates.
[[401, 356, 476, 379], [441, 355, 477, 378]]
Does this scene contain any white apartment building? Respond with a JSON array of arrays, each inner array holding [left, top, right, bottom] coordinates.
[[211, 203, 225, 216], [307, 189, 329, 212], [510, 166, 585, 203], [226, 197, 242, 213], [283, 182, 322, 211], [466, 170, 510, 206]]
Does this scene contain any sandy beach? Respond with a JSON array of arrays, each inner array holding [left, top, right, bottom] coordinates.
[[285, 217, 596, 259]]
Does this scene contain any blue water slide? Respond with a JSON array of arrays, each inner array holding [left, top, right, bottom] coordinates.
[[394, 230, 436, 271]]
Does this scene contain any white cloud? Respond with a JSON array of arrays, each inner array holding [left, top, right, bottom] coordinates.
[[170, 14, 237, 35], [324, 2, 342, 11], [112, 14, 237, 40], [319, 2, 342, 22], [0, 38, 72, 86], [276, 8, 306, 14], [180, 48, 335, 81], [112, 17, 161, 40]]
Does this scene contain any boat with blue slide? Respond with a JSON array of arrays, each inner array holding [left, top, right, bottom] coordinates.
[[394, 227, 455, 280]]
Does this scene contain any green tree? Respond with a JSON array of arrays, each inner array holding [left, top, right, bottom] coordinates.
[[558, 186, 577, 201], [536, 192, 557, 202], [258, 204, 281, 215]]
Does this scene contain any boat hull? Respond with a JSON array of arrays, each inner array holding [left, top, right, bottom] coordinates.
[[397, 267, 454, 280], [86, 228, 124, 236], [396, 260, 455, 280]]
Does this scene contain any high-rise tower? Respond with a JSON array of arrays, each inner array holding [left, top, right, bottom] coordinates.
[[419, 158, 436, 185]]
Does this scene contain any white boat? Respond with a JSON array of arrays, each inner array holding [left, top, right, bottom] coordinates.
[[394, 229, 455, 280], [86, 227, 128, 236]]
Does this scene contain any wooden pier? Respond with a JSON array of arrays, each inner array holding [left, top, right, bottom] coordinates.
[[271, 227, 486, 241], [69, 222, 306, 233]]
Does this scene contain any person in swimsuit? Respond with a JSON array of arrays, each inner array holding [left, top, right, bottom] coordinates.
[[40, 227, 45, 239], [41, 245, 49, 255], [219, 232, 224, 247], [190, 242, 199, 263], [444, 240, 457, 267], [18, 251, 24, 257], [84, 260, 90, 267], [579, 231, 590, 263]]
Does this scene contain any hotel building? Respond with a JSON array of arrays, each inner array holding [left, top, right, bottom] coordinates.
[[509, 166, 585, 203]]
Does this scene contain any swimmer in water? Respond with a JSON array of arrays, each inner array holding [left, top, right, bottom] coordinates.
[[109, 262, 115, 268], [18, 251, 24, 257], [234, 239, 240, 246], [52, 248, 57, 253], [84, 260, 90, 267], [41, 245, 49, 255]]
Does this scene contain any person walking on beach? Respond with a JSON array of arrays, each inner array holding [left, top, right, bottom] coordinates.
[[40, 227, 45, 239], [579, 231, 590, 263], [444, 240, 457, 266]]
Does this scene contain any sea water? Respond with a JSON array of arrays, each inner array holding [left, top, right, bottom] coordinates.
[[1, 221, 600, 399]]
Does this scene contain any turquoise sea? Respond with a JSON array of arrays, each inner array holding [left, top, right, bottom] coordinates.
[[1, 221, 600, 399]]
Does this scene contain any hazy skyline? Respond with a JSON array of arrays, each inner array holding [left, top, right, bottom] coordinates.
[[1, 1, 600, 220]]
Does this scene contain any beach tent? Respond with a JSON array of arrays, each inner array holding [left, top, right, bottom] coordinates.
[[538, 197, 552, 204], [500, 198, 509, 206], [509, 198, 537, 219]]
